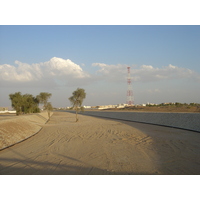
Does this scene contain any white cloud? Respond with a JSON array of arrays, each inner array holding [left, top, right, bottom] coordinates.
[[92, 63, 128, 81], [0, 57, 91, 87], [141, 65, 154, 70], [0, 62, 38, 82], [1, 58, 200, 90], [42, 57, 90, 79], [92, 63, 200, 82]]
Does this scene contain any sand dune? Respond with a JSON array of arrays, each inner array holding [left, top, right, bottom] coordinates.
[[0, 111, 200, 175]]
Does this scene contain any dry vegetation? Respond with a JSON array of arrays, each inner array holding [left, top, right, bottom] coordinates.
[[107, 104, 200, 113]]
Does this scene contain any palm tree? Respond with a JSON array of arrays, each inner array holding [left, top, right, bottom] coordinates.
[[69, 88, 86, 122]]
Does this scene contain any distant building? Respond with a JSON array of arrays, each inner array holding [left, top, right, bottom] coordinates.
[[83, 106, 91, 109], [147, 103, 158, 106], [97, 105, 116, 110], [116, 103, 127, 108], [0, 107, 8, 111], [161, 102, 175, 105], [0, 107, 16, 114]]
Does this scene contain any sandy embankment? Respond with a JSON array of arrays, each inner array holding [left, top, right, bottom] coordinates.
[[0, 111, 200, 175], [0, 112, 52, 150]]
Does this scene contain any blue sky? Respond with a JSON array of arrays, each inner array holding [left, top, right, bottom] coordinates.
[[1, 25, 200, 108]]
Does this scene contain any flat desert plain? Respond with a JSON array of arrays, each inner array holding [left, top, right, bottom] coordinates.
[[0, 111, 200, 175]]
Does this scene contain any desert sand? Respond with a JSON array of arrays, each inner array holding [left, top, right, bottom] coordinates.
[[0, 111, 200, 175], [0, 112, 51, 150]]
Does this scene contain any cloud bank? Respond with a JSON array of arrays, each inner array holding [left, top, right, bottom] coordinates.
[[1, 57, 200, 89], [0, 57, 91, 87], [92, 63, 200, 82]]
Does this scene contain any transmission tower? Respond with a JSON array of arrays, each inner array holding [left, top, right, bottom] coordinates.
[[127, 67, 134, 106]]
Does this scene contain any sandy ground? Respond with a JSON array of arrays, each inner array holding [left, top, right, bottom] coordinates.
[[0, 111, 200, 175], [0, 114, 17, 121], [0, 112, 51, 150]]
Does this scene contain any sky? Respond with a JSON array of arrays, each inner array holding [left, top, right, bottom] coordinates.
[[0, 25, 200, 108]]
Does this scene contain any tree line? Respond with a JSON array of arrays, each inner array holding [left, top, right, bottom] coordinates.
[[9, 88, 87, 122], [9, 92, 53, 116], [146, 102, 200, 107]]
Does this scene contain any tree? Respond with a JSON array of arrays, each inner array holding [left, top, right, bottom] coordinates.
[[9, 92, 23, 115], [22, 94, 40, 114], [69, 88, 86, 122], [9, 92, 40, 115], [45, 102, 53, 119], [37, 92, 52, 110]]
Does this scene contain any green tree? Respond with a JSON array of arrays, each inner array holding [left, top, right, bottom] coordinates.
[[22, 94, 39, 114], [45, 102, 53, 119], [32, 96, 40, 113], [69, 88, 86, 122], [9, 92, 23, 115], [9, 92, 40, 115], [37, 92, 52, 110]]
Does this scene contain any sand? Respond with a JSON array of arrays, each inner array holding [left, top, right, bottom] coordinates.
[[0, 112, 51, 150], [0, 111, 200, 175]]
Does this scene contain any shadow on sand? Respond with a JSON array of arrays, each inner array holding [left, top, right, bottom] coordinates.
[[0, 156, 154, 175], [0, 146, 154, 175]]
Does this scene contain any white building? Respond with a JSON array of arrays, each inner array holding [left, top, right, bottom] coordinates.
[[83, 105, 91, 109], [97, 105, 116, 109], [0, 107, 16, 114], [116, 103, 127, 108]]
